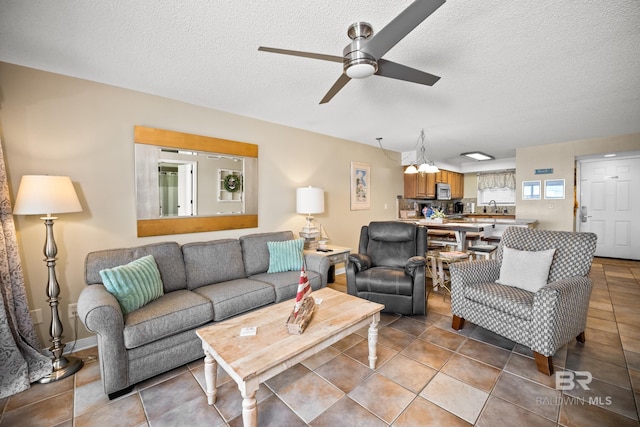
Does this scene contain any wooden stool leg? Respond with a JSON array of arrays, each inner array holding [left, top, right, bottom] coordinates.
[[452, 315, 465, 330], [576, 331, 585, 343], [533, 351, 554, 375]]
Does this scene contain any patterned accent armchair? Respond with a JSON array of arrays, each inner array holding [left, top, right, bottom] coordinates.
[[347, 221, 427, 315], [449, 227, 597, 375]]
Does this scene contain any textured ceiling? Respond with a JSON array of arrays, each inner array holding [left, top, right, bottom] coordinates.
[[1, 0, 639, 168]]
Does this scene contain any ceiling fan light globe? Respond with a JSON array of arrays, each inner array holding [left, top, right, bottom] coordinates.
[[346, 62, 377, 79]]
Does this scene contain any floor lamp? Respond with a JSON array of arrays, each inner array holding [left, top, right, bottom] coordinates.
[[13, 175, 84, 383]]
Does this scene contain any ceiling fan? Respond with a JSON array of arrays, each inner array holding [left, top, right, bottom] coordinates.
[[258, 0, 445, 104]]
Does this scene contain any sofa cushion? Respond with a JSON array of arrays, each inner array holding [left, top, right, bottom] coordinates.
[[240, 231, 295, 276], [85, 242, 187, 293], [100, 255, 164, 315], [250, 270, 323, 303], [496, 247, 556, 292], [464, 282, 534, 321], [123, 290, 213, 349], [193, 278, 276, 321], [267, 238, 304, 273], [182, 239, 246, 290]]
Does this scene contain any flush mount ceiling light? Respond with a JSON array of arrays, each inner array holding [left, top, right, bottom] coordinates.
[[461, 151, 495, 161], [405, 129, 439, 174]]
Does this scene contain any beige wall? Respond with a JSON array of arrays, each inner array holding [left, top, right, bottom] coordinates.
[[516, 133, 640, 230], [0, 62, 403, 343]]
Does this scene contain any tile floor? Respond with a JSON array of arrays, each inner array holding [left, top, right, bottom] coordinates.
[[1, 257, 639, 426]]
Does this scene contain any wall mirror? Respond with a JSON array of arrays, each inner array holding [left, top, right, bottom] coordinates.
[[134, 126, 258, 237]]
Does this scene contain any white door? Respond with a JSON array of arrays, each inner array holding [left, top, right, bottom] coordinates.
[[177, 163, 194, 216], [578, 156, 640, 260]]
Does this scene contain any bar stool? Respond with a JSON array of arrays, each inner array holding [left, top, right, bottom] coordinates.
[[467, 244, 498, 260]]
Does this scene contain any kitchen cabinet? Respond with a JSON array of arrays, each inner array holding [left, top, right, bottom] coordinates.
[[404, 167, 463, 199], [450, 171, 464, 199], [403, 168, 418, 198], [424, 172, 436, 198]]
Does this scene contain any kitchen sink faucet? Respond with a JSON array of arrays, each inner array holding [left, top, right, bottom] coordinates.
[[489, 200, 498, 213]]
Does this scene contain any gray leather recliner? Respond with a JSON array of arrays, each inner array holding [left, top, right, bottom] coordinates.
[[346, 221, 427, 315]]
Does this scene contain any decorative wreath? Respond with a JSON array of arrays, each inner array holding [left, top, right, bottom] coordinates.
[[223, 174, 242, 193]]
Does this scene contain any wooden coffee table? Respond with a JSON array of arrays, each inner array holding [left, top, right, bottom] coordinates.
[[195, 287, 384, 426]]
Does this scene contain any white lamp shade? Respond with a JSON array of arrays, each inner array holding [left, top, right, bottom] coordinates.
[[13, 175, 82, 215], [296, 186, 324, 215]]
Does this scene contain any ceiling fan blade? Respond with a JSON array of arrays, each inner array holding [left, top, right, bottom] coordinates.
[[376, 59, 440, 86], [360, 0, 445, 60], [258, 46, 343, 63], [319, 74, 351, 104]]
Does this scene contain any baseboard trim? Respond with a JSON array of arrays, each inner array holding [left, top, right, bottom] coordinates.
[[41, 336, 97, 355]]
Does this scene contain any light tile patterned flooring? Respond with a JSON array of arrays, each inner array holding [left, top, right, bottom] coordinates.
[[1, 257, 639, 426]]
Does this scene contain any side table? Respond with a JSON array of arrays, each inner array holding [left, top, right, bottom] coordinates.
[[304, 245, 351, 283]]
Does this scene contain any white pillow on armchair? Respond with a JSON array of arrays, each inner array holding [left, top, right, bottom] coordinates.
[[496, 246, 556, 293]]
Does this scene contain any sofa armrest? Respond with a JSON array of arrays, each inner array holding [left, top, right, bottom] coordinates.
[[346, 254, 372, 297], [405, 256, 426, 277], [348, 253, 372, 274], [449, 259, 501, 316], [530, 276, 593, 356], [303, 252, 331, 286], [77, 285, 130, 395]]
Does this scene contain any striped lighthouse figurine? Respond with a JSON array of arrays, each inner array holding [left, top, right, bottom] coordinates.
[[286, 267, 315, 334]]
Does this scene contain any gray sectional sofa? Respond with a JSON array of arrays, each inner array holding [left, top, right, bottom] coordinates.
[[77, 231, 330, 398]]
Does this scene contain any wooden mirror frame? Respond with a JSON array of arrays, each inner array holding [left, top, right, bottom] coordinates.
[[134, 126, 258, 237]]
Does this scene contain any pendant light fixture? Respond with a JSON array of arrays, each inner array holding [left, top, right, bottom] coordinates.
[[405, 129, 439, 174]]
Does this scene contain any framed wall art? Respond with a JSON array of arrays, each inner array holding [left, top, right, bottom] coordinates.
[[522, 180, 541, 200], [350, 161, 370, 210], [544, 179, 565, 199]]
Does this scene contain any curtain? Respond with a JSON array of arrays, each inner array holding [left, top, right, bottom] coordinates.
[[0, 141, 52, 398], [477, 170, 516, 190]]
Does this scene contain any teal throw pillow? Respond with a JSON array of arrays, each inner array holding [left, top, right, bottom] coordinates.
[[99, 254, 164, 315], [267, 239, 304, 273]]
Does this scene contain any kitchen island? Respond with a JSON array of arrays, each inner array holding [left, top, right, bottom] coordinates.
[[399, 216, 538, 250]]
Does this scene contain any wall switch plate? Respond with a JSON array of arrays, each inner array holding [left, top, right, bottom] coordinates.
[[30, 308, 43, 324], [68, 303, 78, 319]]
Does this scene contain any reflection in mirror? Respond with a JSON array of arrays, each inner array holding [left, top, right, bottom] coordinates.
[[158, 158, 197, 216], [134, 126, 258, 237]]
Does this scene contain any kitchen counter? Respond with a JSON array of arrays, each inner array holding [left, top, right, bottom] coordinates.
[[397, 216, 538, 247], [447, 217, 538, 226], [416, 220, 495, 250]]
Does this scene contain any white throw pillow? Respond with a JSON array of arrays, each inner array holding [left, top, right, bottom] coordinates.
[[496, 247, 556, 292]]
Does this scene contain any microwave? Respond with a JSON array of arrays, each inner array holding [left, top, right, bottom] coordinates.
[[436, 183, 451, 200]]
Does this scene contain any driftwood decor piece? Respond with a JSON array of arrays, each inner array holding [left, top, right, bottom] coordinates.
[[285, 295, 315, 335]]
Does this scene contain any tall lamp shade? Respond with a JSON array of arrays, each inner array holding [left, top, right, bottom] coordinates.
[[13, 175, 82, 216], [13, 175, 84, 383]]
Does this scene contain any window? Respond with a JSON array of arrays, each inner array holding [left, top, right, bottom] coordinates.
[[477, 170, 516, 205]]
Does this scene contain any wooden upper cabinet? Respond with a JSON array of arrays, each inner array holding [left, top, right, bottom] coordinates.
[[404, 167, 463, 199], [424, 172, 436, 198], [403, 167, 417, 198], [450, 171, 465, 199]]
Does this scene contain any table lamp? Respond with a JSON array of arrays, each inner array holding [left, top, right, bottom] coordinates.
[[13, 175, 84, 383], [296, 186, 324, 249]]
